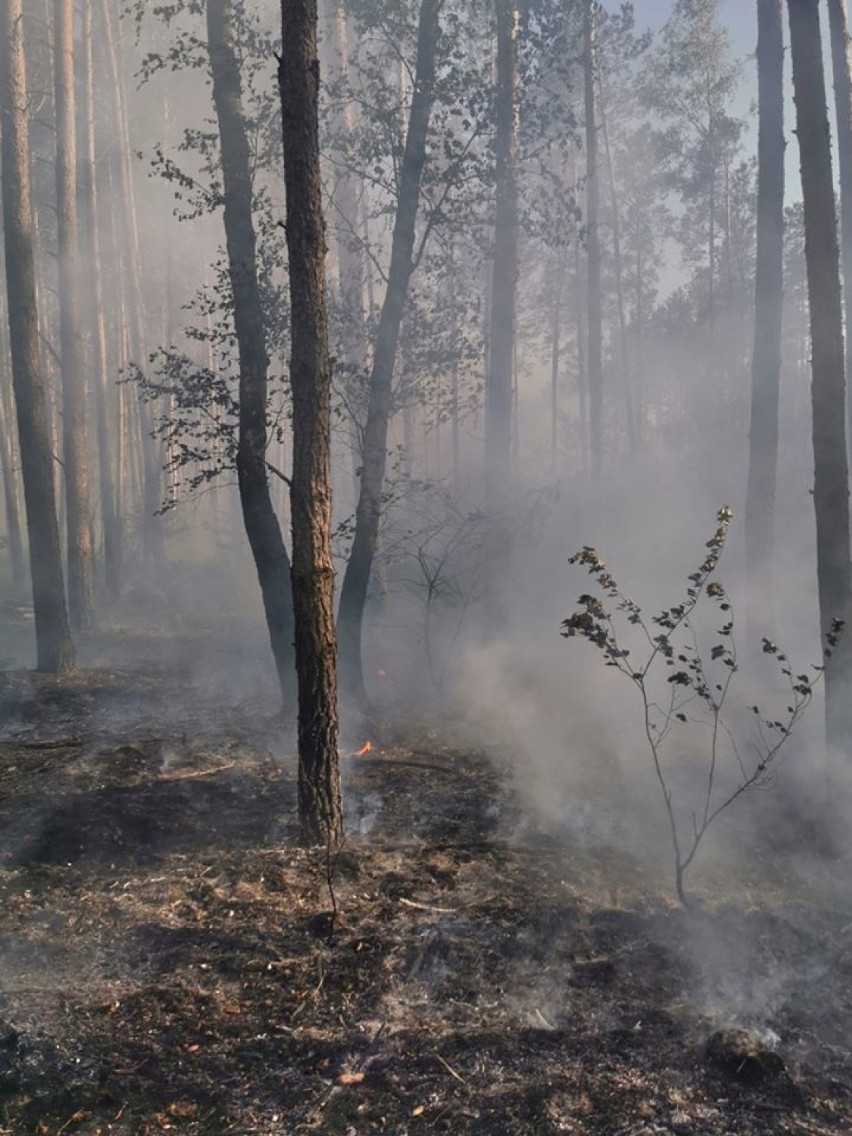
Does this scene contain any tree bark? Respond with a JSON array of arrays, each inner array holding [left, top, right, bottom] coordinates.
[[322, 0, 366, 378], [100, 0, 162, 567], [0, 0, 74, 672], [0, 373, 24, 588], [598, 77, 635, 452], [485, 0, 520, 492], [550, 252, 565, 473], [787, 0, 852, 754], [279, 0, 344, 848], [827, 0, 852, 450], [206, 0, 296, 705], [0, 291, 25, 589], [54, 0, 95, 630], [81, 0, 120, 597], [336, 0, 442, 705], [584, 0, 603, 484], [745, 0, 785, 642]]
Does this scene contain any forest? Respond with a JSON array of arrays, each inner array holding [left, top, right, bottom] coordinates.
[[0, 0, 850, 1132]]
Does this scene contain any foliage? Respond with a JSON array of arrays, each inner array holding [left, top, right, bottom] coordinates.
[[562, 506, 840, 906]]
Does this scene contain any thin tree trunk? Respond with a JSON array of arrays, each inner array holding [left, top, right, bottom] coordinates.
[[787, 0, 852, 757], [745, 0, 784, 643], [450, 247, 461, 496], [54, 0, 95, 630], [575, 221, 589, 478], [724, 146, 734, 296], [0, 286, 25, 588], [322, 0, 368, 488], [0, 0, 74, 671], [708, 118, 717, 330], [634, 245, 644, 430], [598, 78, 635, 452], [207, 0, 296, 705], [280, 0, 343, 848], [584, 0, 602, 484], [827, 0, 852, 451], [0, 363, 24, 587], [550, 252, 565, 473], [100, 0, 162, 565], [485, 0, 519, 492], [81, 0, 120, 598], [336, 0, 442, 705]]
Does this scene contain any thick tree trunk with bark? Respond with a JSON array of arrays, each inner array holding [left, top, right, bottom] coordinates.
[[0, 0, 74, 672], [827, 0, 852, 448], [787, 0, 852, 754], [54, 0, 95, 631], [206, 0, 296, 705], [584, 0, 602, 484], [745, 0, 785, 642], [279, 0, 343, 848], [485, 0, 519, 491], [336, 0, 442, 705]]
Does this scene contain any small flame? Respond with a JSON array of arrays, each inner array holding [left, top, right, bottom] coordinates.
[[352, 741, 373, 757]]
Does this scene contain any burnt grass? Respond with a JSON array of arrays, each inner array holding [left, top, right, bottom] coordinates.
[[0, 664, 848, 1134]]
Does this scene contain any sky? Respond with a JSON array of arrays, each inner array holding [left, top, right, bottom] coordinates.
[[633, 0, 757, 51]]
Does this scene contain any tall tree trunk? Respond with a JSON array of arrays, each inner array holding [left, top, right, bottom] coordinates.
[[0, 0, 74, 671], [708, 120, 717, 331], [336, 0, 442, 705], [322, 1, 366, 368], [0, 365, 24, 588], [598, 80, 635, 452], [320, 0, 368, 509], [100, 0, 162, 566], [827, 0, 852, 450], [207, 0, 296, 704], [279, 0, 343, 848], [485, 0, 519, 492], [450, 246, 462, 496], [787, 0, 852, 756], [54, 0, 95, 630], [81, 0, 120, 598], [584, 0, 603, 484], [745, 0, 785, 642], [575, 218, 589, 478], [0, 288, 25, 589], [550, 252, 565, 473]]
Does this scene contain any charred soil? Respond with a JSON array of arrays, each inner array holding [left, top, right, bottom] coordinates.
[[0, 656, 848, 1135]]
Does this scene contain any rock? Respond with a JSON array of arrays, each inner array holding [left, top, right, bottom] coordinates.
[[704, 1027, 787, 1087]]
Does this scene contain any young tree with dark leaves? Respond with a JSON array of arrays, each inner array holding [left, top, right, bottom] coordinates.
[[336, 0, 443, 707], [206, 0, 296, 706]]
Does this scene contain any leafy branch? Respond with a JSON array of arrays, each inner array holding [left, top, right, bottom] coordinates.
[[562, 506, 841, 907]]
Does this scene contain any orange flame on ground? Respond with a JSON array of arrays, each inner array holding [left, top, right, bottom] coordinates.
[[352, 741, 373, 757]]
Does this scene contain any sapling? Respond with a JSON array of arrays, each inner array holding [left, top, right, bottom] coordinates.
[[562, 506, 842, 907]]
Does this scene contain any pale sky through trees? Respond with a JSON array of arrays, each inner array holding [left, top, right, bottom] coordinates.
[[629, 0, 756, 50]]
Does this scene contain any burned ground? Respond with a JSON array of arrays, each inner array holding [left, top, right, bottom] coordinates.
[[0, 652, 848, 1135]]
